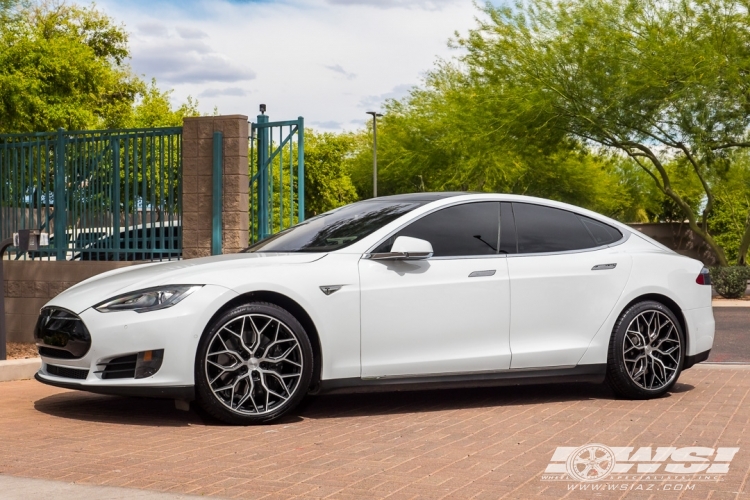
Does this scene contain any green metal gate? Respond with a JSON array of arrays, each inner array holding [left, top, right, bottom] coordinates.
[[0, 127, 182, 260], [249, 113, 305, 243]]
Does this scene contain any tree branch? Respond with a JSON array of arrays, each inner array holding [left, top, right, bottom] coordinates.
[[675, 142, 714, 233], [710, 141, 750, 151]]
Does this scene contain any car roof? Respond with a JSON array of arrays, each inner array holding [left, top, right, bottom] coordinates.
[[370, 192, 470, 202], [360, 191, 638, 238]]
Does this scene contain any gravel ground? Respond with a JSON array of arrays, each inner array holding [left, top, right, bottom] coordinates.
[[7, 343, 39, 360]]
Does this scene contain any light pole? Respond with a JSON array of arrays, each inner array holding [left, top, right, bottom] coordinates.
[[366, 111, 383, 198]]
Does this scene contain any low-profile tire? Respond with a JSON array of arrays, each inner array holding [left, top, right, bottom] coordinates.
[[605, 300, 685, 400], [196, 302, 314, 425]]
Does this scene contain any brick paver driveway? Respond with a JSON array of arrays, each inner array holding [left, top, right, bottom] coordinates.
[[1, 365, 749, 499]]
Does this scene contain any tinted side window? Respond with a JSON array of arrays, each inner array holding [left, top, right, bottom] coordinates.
[[580, 216, 622, 246], [514, 203, 609, 253], [376, 202, 501, 257]]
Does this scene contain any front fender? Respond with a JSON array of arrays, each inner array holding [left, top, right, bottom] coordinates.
[[227, 254, 362, 381]]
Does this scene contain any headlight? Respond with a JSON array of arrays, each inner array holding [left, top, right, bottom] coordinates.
[[94, 285, 202, 313]]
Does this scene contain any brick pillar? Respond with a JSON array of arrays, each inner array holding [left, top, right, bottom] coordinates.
[[182, 115, 249, 259]]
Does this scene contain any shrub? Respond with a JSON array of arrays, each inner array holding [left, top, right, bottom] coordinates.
[[711, 266, 750, 299]]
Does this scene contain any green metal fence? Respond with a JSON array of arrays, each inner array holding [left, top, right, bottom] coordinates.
[[0, 127, 183, 261], [249, 114, 304, 243]]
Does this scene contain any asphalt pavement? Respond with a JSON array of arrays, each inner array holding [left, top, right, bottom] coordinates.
[[709, 307, 750, 362]]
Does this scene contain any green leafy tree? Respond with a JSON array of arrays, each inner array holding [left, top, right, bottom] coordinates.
[[348, 63, 640, 220], [127, 80, 200, 128], [709, 155, 750, 263], [304, 130, 359, 216], [0, 1, 199, 133], [456, 0, 750, 265], [0, 1, 141, 132]]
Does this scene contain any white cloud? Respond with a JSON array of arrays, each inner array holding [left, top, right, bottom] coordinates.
[[326, 0, 459, 9], [128, 24, 256, 84], [100, 0, 479, 131], [360, 83, 414, 109], [137, 22, 168, 37], [176, 26, 208, 39], [311, 120, 344, 130], [325, 64, 357, 80], [200, 87, 249, 97], [134, 45, 256, 84]]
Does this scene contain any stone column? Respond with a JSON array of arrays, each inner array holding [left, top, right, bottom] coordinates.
[[182, 115, 249, 259]]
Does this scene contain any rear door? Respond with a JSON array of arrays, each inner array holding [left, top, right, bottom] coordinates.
[[507, 203, 633, 368]]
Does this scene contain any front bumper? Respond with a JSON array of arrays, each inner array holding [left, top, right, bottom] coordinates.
[[35, 373, 195, 400], [35, 284, 238, 398]]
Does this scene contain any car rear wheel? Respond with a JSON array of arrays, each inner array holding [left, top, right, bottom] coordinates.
[[606, 300, 684, 399], [196, 302, 313, 425]]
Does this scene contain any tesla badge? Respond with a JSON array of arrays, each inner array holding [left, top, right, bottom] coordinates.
[[319, 285, 343, 296]]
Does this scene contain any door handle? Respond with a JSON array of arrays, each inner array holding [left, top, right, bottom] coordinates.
[[592, 263, 617, 271], [469, 270, 496, 277]]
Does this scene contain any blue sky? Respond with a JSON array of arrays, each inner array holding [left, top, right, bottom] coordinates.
[[97, 0, 485, 131]]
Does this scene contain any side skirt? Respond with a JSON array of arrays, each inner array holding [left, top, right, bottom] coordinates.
[[316, 364, 607, 395]]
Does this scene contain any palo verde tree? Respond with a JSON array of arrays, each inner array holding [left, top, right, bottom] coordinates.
[[459, 0, 750, 265], [347, 63, 642, 220]]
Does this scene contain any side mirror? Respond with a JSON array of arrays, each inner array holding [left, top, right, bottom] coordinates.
[[369, 236, 433, 261]]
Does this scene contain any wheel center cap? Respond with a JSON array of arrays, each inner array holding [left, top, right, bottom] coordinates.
[[645, 346, 653, 355], [248, 357, 260, 370]]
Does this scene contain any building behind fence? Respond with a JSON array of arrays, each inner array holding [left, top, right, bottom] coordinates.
[[0, 127, 183, 261]]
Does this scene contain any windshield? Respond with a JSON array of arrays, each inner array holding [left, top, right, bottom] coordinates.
[[245, 201, 421, 253]]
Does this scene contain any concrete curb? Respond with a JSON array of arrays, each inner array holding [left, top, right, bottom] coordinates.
[[0, 358, 41, 382], [712, 300, 750, 307], [695, 362, 750, 370], [0, 474, 206, 500]]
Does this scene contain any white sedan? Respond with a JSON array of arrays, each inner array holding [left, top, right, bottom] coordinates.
[[34, 193, 715, 424]]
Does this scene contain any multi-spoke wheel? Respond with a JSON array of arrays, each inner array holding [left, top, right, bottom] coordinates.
[[606, 300, 684, 399], [196, 302, 313, 424]]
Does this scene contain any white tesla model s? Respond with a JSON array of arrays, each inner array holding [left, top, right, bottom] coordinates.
[[34, 193, 715, 424]]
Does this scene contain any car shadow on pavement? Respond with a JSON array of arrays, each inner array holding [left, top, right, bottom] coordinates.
[[34, 392, 204, 427], [33, 381, 695, 427], [33, 390, 307, 426], [669, 382, 695, 393], [293, 381, 695, 421]]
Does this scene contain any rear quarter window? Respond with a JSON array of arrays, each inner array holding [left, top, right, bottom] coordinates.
[[512, 203, 621, 254]]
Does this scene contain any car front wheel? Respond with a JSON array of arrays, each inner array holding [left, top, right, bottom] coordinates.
[[606, 300, 684, 399], [196, 302, 314, 425]]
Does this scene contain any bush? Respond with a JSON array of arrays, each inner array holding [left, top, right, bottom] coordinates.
[[711, 266, 750, 299]]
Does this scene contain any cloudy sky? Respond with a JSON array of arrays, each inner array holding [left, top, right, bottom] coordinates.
[[97, 0, 487, 132]]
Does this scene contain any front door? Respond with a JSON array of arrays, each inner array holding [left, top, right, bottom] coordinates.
[[359, 202, 513, 378]]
